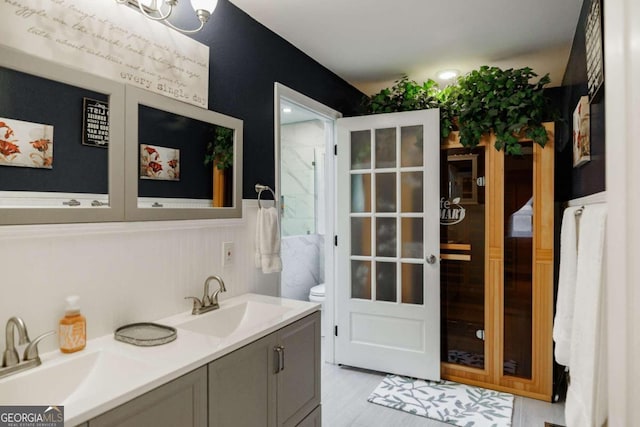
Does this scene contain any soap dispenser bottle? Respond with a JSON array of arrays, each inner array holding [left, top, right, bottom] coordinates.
[[59, 295, 86, 353]]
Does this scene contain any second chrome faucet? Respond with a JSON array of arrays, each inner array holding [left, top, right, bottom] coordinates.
[[185, 275, 227, 315]]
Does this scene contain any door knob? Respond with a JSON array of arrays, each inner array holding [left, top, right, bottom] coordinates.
[[426, 254, 437, 264]]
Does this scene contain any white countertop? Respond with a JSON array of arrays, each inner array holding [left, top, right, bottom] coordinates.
[[0, 293, 319, 426]]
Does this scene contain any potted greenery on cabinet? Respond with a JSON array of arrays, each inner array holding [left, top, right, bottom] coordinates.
[[364, 66, 553, 155]]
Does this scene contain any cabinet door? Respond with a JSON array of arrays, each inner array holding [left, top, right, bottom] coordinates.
[[209, 333, 278, 427], [277, 312, 321, 427], [89, 366, 207, 427], [295, 405, 321, 427]]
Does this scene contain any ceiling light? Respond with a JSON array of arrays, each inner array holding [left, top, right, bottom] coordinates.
[[282, 107, 292, 113], [437, 69, 459, 81], [116, 0, 218, 34]]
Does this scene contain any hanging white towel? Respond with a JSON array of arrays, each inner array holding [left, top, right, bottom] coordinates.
[[553, 206, 581, 367], [255, 206, 282, 273], [565, 204, 607, 427]]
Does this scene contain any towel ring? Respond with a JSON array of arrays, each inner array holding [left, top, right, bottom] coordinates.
[[255, 184, 276, 209]]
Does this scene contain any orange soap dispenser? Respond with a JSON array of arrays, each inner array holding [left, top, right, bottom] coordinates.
[[59, 295, 86, 353]]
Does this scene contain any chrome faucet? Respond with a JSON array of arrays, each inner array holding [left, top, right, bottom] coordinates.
[[185, 275, 227, 315], [1, 316, 55, 379]]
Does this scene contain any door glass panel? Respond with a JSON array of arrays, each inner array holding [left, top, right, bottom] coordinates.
[[350, 130, 371, 169], [440, 147, 486, 369], [351, 260, 372, 300], [375, 128, 396, 168], [401, 218, 423, 258], [351, 174, 371, 213], [401, 172, 423, 212], [376, 217, 396, 257], [401, 263, 423, 304], [351, 217, 371, 256], [504, 145, 533, 378], [376, 262, 397, 302], [375, 173, 396, 212], [401, 125, 423, 167]]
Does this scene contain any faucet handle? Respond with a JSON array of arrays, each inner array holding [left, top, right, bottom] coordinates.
[[23, 330, 55, 362], [185, 296, 203, 314]]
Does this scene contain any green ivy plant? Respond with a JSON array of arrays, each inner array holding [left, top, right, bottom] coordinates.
[[364, 67, 552, 155], [204, 126, 234, 170]]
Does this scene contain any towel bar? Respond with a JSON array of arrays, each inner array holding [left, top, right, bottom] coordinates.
[[255, 184, 276, 209]]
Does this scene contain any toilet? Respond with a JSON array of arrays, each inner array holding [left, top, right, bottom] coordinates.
[[308, 284, 326, 336]]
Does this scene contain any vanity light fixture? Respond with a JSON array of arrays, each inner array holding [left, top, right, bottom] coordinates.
[[116, 0, 218, 34]]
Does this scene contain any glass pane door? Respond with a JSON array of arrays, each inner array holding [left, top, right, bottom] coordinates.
[[440, 147, 486, 369], [349, 125, 426, 304]]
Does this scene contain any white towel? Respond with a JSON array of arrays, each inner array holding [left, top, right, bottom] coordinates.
[[255, 206, 282, 273], [553, 206, 581, 367], [565, 204, 607, 427]]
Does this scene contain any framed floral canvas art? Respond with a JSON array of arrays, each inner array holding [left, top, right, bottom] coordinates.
[[572, 96, 591, 168], [0, 117, 53, 169], [140, 144, 180, 181]]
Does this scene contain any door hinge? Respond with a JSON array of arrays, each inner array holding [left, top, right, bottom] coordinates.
[[334, 325, 338, 336], [334, 144, 337, 155], [334, 235, 338, 246]]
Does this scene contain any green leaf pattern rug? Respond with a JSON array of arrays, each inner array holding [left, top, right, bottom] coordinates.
[[368, 375, 514, 427]]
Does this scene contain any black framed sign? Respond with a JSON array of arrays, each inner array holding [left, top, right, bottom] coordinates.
[[82, 97, 109, 148], [585, 0, 604, 103]]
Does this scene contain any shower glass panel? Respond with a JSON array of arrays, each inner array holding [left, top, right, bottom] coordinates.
[[440, 147, 486, 369], [503, 145, 534, 379]]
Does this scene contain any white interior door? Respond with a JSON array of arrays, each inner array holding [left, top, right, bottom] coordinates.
[[335, 109, 440, 380]]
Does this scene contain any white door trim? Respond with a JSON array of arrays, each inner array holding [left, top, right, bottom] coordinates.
[[274, 83, 342, 364]]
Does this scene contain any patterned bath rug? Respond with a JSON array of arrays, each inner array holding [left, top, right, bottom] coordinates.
[[368, 375, 514, 427]]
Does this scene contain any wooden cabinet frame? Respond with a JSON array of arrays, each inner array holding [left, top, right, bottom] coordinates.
[[440, 123, 554, 401]]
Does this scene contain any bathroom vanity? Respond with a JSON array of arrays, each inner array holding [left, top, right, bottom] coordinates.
[[0, 294, 320, 427]]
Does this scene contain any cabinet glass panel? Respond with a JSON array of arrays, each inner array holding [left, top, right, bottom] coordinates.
[[401, 172, 423, 212], [401, 263, 423, 304], [376, 217, 396, 257], [351, 260, 372, 300], [351, 217, 372, 256], [351, 174, 371, 212], [350, 130, 371, 169], [375, 173, 396, 212], [401, 218, 423, 258], [375, 128, 396, 168], [503, 145, 533, 379], [400, 125, 423, 167], [376, 262, 397, 302], [440, 147, 486, 369]]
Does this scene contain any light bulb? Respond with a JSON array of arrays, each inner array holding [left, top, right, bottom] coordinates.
[[190, 0, 218, 14]]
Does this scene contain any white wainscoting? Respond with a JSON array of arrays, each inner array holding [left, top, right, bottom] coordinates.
[[0, 199, 278, 353]]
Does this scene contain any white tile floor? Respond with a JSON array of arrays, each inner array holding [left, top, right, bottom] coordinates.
[[321, 362, 566, 427]]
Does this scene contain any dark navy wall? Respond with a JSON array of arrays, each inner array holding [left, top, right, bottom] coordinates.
[[177, 1, 365, 199], [556, 0, 606, 200]]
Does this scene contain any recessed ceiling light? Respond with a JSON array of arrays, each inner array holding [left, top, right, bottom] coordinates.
[[282, 107, 292, 113], [437, 69, 459, 80]]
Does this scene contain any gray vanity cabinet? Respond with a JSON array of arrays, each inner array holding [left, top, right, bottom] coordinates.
[[208, 311, 321, 427], [88, 366, 207, 427]]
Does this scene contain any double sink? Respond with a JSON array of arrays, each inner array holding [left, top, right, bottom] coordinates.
[[0, 294, 317, 425]]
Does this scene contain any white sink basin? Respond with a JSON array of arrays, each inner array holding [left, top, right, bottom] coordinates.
[[0, 348, 153, 405], [177, 300, 293, 338]]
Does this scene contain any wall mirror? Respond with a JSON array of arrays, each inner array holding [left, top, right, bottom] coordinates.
[[124, 86, 243, 221], [0, 46, 125, 225]]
